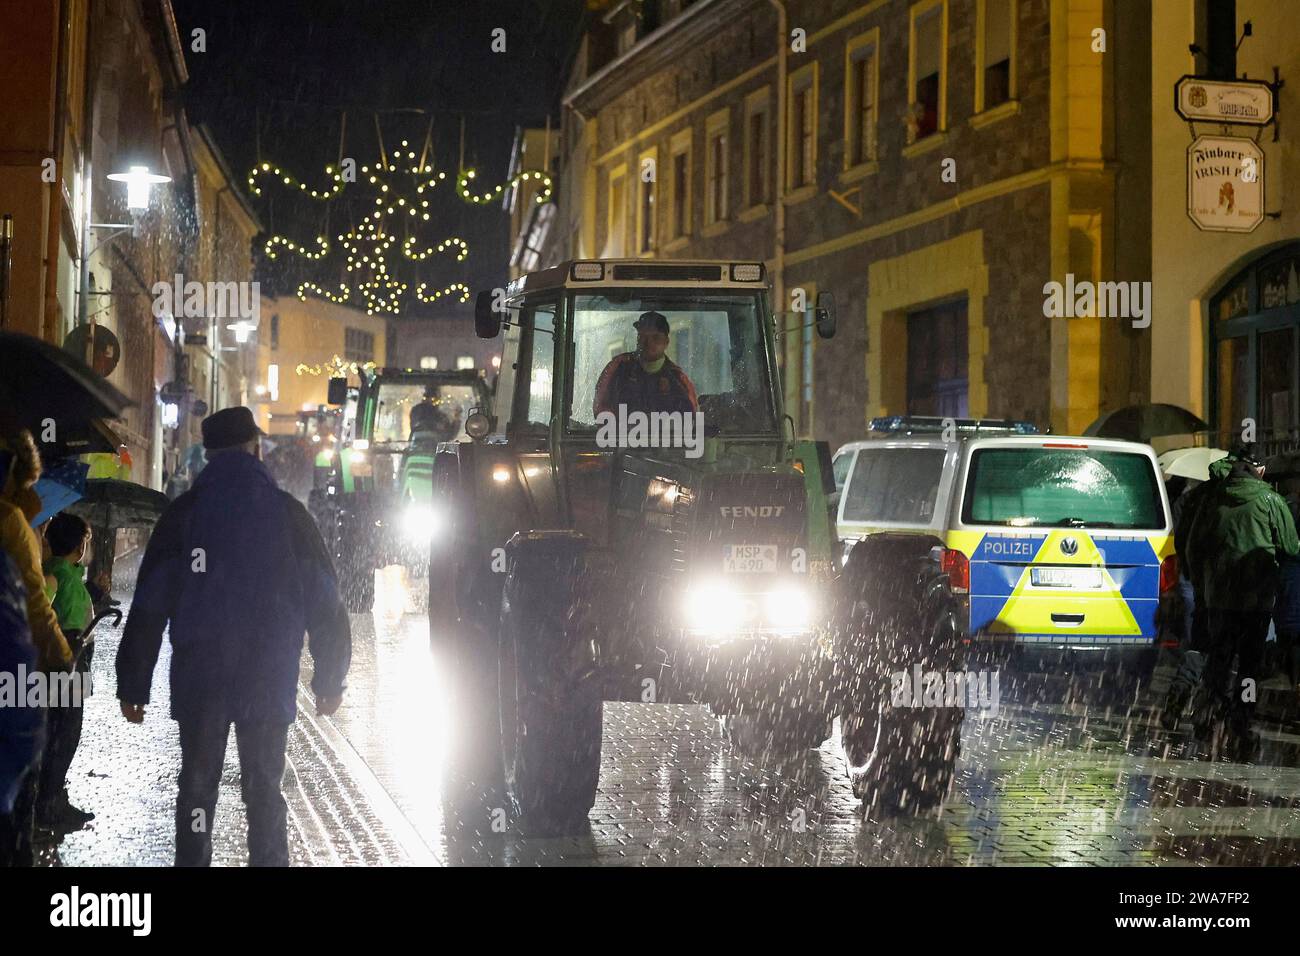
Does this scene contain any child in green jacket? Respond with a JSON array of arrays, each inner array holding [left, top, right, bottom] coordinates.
[[37, 512, 95, 829]]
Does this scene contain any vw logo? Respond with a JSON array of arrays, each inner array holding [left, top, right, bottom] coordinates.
[[1060, 537, 1079, 556]]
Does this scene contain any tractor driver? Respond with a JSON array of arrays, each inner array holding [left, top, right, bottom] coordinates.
[[410, 398, 457, 445], [593, 311, 699, 418]]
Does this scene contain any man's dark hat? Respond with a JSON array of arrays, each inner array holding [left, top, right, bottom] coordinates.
[[202, 406, 264, 450], [634, 311, 670, 335]]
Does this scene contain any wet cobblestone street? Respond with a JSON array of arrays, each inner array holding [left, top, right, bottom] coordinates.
[[45, 560, 1300, 867]]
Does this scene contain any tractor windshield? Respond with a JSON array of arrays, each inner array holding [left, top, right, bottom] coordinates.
[[568, 290, 775, 434], [371, 381, 480, 447]]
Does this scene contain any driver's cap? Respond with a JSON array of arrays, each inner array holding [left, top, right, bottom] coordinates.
[[633, 311, 670, 335]]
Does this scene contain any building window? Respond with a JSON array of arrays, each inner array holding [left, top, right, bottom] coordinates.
[[976, 0, 1014, 112], [419, 356, 439, 369], [344, 327, 374, 363], [845, 32, 879, 167], [906, 299, 968, 417], [1211, 245, 1300, 453], [268, 363, 280, 403], [270, 313, 280, 350], [456, 355, 475, 370], [637, 148, 657, 254], [744, 88, 771, 207], [705, 110, 729, 224], [607, 165, 627, 257], [788, 65, 817, 190], [908, 0, 947, 142], [669, 130, 692, 240]]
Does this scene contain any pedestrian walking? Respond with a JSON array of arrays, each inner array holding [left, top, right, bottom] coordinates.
[[116, 407, 351, 866], [1185, 445, 1299, 759]]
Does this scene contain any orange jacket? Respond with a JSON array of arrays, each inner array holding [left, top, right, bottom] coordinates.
[[0, 498, 73, 671]]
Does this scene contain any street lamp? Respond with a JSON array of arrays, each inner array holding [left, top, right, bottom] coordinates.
[[105, 165, 171, 212]]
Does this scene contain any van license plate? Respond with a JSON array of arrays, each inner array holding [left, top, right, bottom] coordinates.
[[1031, 567, 1102, 589], [724, 545, 777, 573]]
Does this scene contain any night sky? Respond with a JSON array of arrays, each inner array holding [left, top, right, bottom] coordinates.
[[171, 0, 586, 310]]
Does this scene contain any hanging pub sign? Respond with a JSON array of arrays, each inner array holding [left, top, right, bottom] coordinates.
[[1187, 135, 1264, 233], [1175, 76, 1274, 126]]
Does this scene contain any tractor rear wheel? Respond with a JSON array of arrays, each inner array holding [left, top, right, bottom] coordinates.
[[498, 552, 602, 837]]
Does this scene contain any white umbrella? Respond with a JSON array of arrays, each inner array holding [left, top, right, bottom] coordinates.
[[1157, 446, 1228, 481]]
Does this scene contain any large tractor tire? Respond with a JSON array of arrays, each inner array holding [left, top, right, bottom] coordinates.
[[499, 540, 602, 837], [837, 536, 965, 815]]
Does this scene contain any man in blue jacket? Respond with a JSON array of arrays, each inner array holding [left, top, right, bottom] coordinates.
[[116, 407, 351, 866]]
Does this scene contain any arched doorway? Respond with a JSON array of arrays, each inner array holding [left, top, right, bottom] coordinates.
[[1209, 243, 1300, 454]]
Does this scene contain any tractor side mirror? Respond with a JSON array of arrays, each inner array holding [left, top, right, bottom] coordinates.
[[814, 291, 837, 339], [475, 290, 503, 339], [326, 377, 348, 406]]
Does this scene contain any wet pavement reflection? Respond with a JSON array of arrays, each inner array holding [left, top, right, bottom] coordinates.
[[48, 561, 1300, 866]]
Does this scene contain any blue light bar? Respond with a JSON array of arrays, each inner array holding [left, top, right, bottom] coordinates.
[[868, 416, 1039, 436]]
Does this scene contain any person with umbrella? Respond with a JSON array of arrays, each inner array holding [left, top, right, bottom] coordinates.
[[1184, 443, 1299, 758], [1161, 448, 1232, 727], [0, 424, 72, 865]]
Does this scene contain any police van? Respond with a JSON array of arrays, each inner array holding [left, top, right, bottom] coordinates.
[[832, 417, 1177, 672]]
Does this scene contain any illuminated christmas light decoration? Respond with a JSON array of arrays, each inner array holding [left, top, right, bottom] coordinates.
[[457, 168, 554, 205], [250, 134, 551, 316], [414, 282, 471, 304], [295, 354, 379, 377]]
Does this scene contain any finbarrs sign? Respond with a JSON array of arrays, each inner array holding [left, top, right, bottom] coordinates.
[[1175, 76, 1274, 125], [1187, 135, 1264, 233]]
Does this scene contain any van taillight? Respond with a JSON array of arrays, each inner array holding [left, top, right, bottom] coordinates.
[[941, 549, 970, 594], [1159, 555, 1178, 594]]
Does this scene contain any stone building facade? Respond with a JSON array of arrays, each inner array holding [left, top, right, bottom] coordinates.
[[552, 0, 1152, 451]]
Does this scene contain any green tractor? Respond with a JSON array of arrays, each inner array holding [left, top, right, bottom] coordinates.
[[321, 366, 492, 612], [430, 259, 964, 835]]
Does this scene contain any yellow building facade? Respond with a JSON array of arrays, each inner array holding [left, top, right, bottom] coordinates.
[[255, 295, 387, 435]]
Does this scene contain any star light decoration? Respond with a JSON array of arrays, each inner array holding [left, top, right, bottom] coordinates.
[[250, 140, 553, 317], [294, 355, 379, 378]]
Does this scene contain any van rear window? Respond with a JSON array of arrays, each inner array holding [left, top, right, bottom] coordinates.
[[843, 447, 947, 524], [962, 447, 1165, 529]]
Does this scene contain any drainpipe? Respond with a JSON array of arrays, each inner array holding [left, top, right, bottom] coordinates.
[[769, 0, 788, 431]]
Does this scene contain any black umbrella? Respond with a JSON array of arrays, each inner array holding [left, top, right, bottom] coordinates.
[[0, 330, 132, 454], [1083, 403, 1210, 442], [67, 478, 169, 530]]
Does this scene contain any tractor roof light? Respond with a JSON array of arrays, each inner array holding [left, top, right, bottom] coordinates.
[[730, 263, 765, 282], [570, 262, 604, 281]]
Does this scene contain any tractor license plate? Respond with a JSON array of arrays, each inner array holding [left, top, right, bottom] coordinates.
[[1031, 567, 1102, 589], [723, 544, 777, 573]]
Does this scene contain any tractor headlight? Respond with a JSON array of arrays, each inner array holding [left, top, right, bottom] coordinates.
[[682, 581, 745, 633], [763, 585, 814, 631], [402, 503, 441, 543], [682, 580, 815, 634]]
